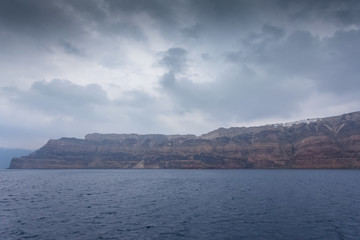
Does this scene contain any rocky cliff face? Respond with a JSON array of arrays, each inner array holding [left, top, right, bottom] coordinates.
[[10, 111, 360, 169]]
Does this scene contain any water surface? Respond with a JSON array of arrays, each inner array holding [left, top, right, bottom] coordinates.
[[1, 169, 359, 239]]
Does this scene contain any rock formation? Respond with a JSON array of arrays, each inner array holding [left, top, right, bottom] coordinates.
[[10, 111, 360, 169]]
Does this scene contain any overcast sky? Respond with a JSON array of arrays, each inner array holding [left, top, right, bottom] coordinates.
[[1, 0, 360, 149]]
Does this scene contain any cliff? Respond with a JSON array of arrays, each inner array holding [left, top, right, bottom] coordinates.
[[10, 111, 360, 169]]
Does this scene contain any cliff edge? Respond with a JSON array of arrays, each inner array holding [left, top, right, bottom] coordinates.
[[10, 111, 360, 169]]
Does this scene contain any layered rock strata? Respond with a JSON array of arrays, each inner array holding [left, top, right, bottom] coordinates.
[[10, 111, 360, 169]]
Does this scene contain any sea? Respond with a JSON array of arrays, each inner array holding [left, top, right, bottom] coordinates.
[[1, 169, 359, 240]]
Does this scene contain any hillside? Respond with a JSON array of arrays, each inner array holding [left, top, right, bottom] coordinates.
[[0, 148, 33, 169], [10, 111, 360, 169]]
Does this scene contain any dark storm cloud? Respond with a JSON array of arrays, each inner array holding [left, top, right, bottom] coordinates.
[[278, 0, 360, 26], [181, 24, 202, 39], [0, 0, 80, 38], [318, 29, 360, 94], [1, 0, 359, 40], [63, 0, 107, 20], [155, 0, 360, 121], [2, 0, 360, 148], [0, 0, 149, 43], [158, 48, 188, 74], [253, 30, 320, 74], [160, 68, 308, 121], [158, 47, 309, 121], [59, 40, 85, 57], [189, 0, 257, 23], [67, 0, 181, 40], [261, 24, 286, 39], [104, 0, 179, 24], [0, 0, 271, 44], [235, 26, 360, 95], [226, 24, 286, 63]]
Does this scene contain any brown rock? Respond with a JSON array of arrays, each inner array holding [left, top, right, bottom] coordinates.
[[10, 111, 360, 169]]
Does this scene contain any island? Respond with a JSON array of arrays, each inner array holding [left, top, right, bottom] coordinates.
[[10, 111, 360, 169]]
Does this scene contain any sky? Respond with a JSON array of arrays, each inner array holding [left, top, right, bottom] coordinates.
[[1, 0, 360, 149]]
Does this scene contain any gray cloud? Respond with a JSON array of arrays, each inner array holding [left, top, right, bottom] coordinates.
[[160, 65, 309, 121], [104, 0, 179, 23], [278, 0, 360, 26], [189, 0, 260, 24], [1, 79, 169, 131], [226, 24, 286, 63], [261, 24, 286, 39], [59, 40, 86, 57], [0, 0, 82, 40], [1, 0, 358, 42], [0, 0, 148, 46], [317, 29, 360, 94], [158, 48, 188, 74], [158, 46, 310, 121], [4, 79, 109, 117], [2, 0, 360, 148], [236, 27, 360, 96], [181, 24, 202, 39]]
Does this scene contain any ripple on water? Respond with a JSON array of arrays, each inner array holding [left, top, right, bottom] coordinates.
[[0, 169, 360, 239]]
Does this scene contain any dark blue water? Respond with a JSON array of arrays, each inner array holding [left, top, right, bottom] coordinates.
[[1, 169, 360, 240]]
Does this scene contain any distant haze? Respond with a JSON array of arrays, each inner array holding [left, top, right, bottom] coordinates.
[[1, 0, 360, 149], [0, 148, 32, 169]]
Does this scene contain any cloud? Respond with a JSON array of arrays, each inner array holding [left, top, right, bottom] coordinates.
[[1, 78, 195, 146], [0, 0, 82, 40], [3, 79, 109, 118], [59, 40, 86, 57], [156, 21, 360, 122], [181, 24, 202, 39], [158, 48, 188, 73], [237, 26, 360, 98], [157, 46, 310, 121], [1, 0, 360, 149], [278, 0, 360, 26], [0, 79, 166, 148], [318, 29, 360, 94], [159, 64, 309, 121]]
